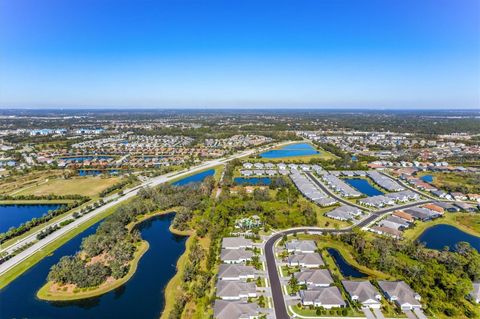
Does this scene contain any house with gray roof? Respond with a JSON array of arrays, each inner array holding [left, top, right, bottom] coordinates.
[[299, 287, 346, 309], [285, 240, 317, 253], [218, 264, 256, 281], [222, 237, 254, 250], [295, 269, 333, 287], [326, 205, 362, 221], [213, 300, 259, 319], [342, 280, 382, 309], [404, 207, 440, 221], [288, 253, 324, 268], [216, 281, 257, 300], [378, 281, 422, 310], [221, 249, 253, 264]]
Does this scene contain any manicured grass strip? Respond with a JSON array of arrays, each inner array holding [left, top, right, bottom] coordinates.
[[0, 200, 129, 290], [37, 241, 149, 301]]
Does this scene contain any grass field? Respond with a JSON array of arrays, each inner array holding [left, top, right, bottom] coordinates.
[[16, 176, 122, 197], [417, 171, 480, 194], [0, 170, 66, 195], [0, 199, 130, 289]]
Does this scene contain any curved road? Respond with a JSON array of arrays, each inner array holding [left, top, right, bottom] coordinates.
[[264, 199, 434, 319]]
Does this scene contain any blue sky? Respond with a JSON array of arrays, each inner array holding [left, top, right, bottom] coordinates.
[[0, 0, 479, 109]]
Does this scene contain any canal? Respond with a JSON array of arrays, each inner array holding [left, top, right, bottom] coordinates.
[[327, 248, 368, 278]]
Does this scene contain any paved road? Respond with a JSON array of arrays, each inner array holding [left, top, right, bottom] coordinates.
[[263, 199, 434, 319], [305, 172, 370, 211], [0, 141, 294, 277]]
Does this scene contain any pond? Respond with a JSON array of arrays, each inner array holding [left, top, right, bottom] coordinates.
[[327, 248, 368, 278], [420, 175, 433, 183], [234, 177, 272, 185], [0, 213, 187, 319], [0, 204, 62, 233], [259, 143, 319, 159], [417, 224, 480, 252], [344, 178, 384, 197], [172, 169, 215, 186]]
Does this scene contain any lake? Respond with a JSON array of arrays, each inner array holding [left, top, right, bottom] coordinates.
[[344, 178, 384, 197], [0, 213, 187, 319], [172, 169, 215, 186], [327, 248, 368, 278], [417, 224, 480, 252], [0, 204, 62, 233], [420, 175, 433, 183], [259, 143, 319, 159], [234, 177, 272, 185]]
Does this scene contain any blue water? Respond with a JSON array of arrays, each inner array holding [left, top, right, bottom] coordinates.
[[260, 143, 319, 159], [327, 248, 368, 278], [0, 214, 187, 319], [78, 170, 119, 176], [0, 204, 62, 233], [417, 224, 480, 252], [234, 177, 272, 185], [172, 169, 215, 186], [344, 178, 384, 197], [420, 175, 433, 183], [60, 156, 112, 162]]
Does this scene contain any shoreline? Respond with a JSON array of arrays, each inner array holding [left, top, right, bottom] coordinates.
[[36, 209, 180, 301]]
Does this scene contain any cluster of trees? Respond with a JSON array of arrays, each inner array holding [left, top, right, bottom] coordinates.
[[37, 224, 60, 240], [47, 180, 215, 289], [99, 175, 139, 197], [0, 199, 89, 244], [338, 231, 480, 317]]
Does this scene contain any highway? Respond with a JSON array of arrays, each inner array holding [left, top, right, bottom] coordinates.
[[0, 141, 294, 277]]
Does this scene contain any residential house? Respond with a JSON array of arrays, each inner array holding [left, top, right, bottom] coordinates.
[[470, 282, 480, 304], [216, 281, 257, 300], [295, 269, 333, 287], [299, 287, 346, 309], [378, 281, 422, 310], [222, 237, 254, 250], [285, 240, 317, 253], [213, 301, 259, 319], [218, 264, 256, 281], [342, 281, 382, 309], [221, 249, 253, 264], [288, 253, 324, 268]]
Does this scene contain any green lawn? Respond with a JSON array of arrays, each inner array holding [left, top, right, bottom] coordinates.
[[16, 176, 122, 197]]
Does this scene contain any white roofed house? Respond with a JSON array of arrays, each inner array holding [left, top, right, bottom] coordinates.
[[216, 281, 257, 300], [285, 240, 317, 253], [218, 264, 256, 281], [221, 249, 253, 264], [222, 237, 254, 250], [342, 280, 382, 309], [240, 170, 253, 177], [213, 300, 259, 319], [243, 163, 253, 169], [378, 281, 422, 310], [295, 269, 334, 287], [288, 253, 324, 268], [299, 287, 346, 309]]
